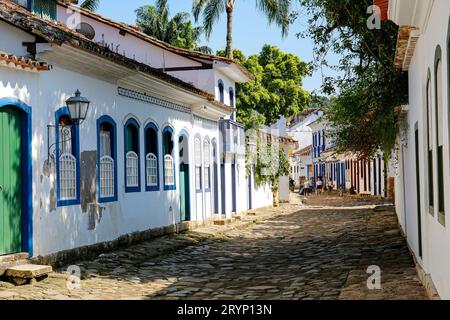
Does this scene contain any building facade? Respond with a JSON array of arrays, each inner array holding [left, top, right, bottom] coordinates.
[[381, 0, 450, 299], [0, 0, 275, 260]]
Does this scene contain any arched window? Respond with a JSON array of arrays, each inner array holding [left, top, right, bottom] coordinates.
[[204, 139, 211, 191], [56, 107, 80, 206], [124, 118, 140, 192], [97, 116, 117, 202], [434, 46, 445, 222], [145, 123, 159, 191], [426, 70, 434, 212], [229, 87, 234, 108], [218, 80, 224, 103], [195, 137, 202, 191], [162, 126, 175, 190]]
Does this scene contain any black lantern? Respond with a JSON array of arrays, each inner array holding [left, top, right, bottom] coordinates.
[[65, 90, 90, 125]]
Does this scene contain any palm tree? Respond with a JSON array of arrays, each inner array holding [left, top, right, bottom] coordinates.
[[193, 0, 292, 59], [79, 0, 100, 12], [136, 0, 212, 53]]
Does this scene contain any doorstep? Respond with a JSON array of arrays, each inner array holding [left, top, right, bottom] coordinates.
[[4, 264, 53, 286]]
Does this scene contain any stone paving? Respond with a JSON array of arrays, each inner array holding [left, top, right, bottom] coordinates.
[[0, 194, 428, 300]]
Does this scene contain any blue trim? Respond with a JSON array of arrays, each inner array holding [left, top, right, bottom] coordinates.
[[178, 130, 191, 221], [0, 98, 33, 256], [162, 126, 176, 191], [204, 136, 211, 192], [55, 107, 81, 207], [218, 79, 225, 103], [144, 122, 160, 192], [97, 115, 118, 203], [124, 118, 141, 193], [229, 87, 235, 108], [194, 134, 202, 192]]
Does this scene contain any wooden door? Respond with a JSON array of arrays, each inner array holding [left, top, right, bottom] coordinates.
[[0, 107, 22, 255]]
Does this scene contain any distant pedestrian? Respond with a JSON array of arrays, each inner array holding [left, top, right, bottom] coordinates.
[[303, 179, 310, 197], [317, 177, 323, 195]]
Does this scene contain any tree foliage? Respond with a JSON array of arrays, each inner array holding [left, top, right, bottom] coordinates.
[[136, 0, 212, 53], [192, 0, 293, 58], [253, 142, 291, 189], [298, 0, 408, 157], [218, 45, 310, 129]]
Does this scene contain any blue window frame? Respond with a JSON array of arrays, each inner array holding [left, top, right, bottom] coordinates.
[[229, 87, 235, 108], [97, 115, 118, 203], [204, 138, 211, 192], [194, 135, 202, 193], [162, 126, 176, 190], [144, 122, 160, 192], [124, 118, 141, 193], [55, 107, 80, 207], [218, 80, 225, 103]]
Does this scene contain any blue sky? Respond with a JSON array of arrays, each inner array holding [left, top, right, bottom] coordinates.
[[97, 0, 340, 93]]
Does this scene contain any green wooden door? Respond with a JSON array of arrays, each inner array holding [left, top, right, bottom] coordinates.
[[179, 163, 190, 221], [180, 166, 186, 221], [0, 107, 22, 255]]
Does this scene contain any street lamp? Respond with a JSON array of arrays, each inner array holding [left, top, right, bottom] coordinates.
[[65, 90, 90, 125], [47, 90, 91, 163]]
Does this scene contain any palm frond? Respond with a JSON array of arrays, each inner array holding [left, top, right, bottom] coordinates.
[[256, 0, 292, 37], [192, 0, 210, 22], [202, 0, 225, 39], [80, 0, 100, 12]]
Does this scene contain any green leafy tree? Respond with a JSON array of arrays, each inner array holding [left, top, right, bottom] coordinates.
[[136, 0, 212, 53], [193, 0, 293, 59], [218, 45, 310, 129], [298, 0, 408, 157]]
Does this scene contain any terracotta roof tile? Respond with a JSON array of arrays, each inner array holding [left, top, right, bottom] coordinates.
[[0, 51, 50, 71]]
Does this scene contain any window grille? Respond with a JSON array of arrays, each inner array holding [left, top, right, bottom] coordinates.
[[146, 153, 158, 186], [126, 151, 139, 187], [59, 153, 77, 200], [164, 155, 174, 186]]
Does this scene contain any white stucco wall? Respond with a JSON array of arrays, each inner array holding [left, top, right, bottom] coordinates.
[[394, 0, 450, 299], [0, 21, 35, 57], [1, 58, 224, 256]]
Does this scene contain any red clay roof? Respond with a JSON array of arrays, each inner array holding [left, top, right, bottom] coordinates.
[[57, 1, 251, 80], [0, 0, 234, 113], [0, 51, 49, 71]]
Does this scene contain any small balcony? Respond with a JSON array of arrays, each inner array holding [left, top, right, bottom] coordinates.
[[219, 119, 246, 156]]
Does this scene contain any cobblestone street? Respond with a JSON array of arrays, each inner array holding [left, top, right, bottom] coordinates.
[[0, 194, 428, 300]]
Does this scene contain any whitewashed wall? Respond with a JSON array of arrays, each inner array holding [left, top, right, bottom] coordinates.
[[394, 0, 450, 299], [1, 54, 222, 256]]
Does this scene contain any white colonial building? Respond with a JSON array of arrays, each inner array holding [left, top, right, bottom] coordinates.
[[379, 0, 450, 299], [0, 0, 274, 262]]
